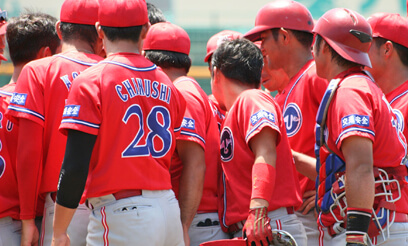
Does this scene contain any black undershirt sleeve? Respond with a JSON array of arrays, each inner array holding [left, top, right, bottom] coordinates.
[[56, 129, 97, 209]]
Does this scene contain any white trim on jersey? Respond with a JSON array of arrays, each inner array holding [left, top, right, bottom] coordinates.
[[55, 54, 99, 66], [99, 61, 156, 71], [7, 105, 45, 121], [61, 118, 100, 129]]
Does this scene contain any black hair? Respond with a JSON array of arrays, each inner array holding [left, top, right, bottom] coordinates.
[[211, 38, 263, 88], [145, 50, 191, 73], [6, 11, 60, 66], [100, 25, 143, 43], [60, 22, 98, 46], [374, 37, 408, 67], [147, 2, 166, 25]]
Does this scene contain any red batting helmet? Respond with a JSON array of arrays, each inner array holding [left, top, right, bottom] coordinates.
[[313, 8, 373, 67], [244, 0, 314, 41]]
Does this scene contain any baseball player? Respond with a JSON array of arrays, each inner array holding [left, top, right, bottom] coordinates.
[[244, 2, 329, 245], [366, 13, 408, 141], [6, 0, 103, 245], [51, 1, 186, 246], [146, 2, 166, 24], [204, 30, 243, 126], [0, 11, 60, 246], [144, 22, 229, 246], [211, 38, 307, 246], [312, 8, 408, 245]]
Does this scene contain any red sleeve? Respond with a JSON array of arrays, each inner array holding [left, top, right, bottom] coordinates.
[[237, 91, 282, 145], [17, 119, 43, 219], [329, 82, 375, 149], [176, 84, 207, 149]]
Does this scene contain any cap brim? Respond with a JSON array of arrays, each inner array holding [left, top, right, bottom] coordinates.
[[325, 38, 372, 68], [204, 52, 212, 62], [0, 23, 7, 35], [0, 54, 7, 61], [244, 25, 272, 41]]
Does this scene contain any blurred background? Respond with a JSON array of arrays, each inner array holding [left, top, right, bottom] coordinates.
[[0, 0, 406, 94]]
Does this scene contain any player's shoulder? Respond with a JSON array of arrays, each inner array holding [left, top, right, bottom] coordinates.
[[23, 55, 56, 70], [0, 83, 16, 94], [238, 89, 273, 102]]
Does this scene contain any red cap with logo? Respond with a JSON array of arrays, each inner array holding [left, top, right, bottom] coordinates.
[[200, 238, 246, 246], [60, 0, 99, 25], [204, 30, 243, 62], [98, 0, 148, 27], [143, 22, 190, 55], [368, 13, 408, 48], [313, 8, 372, 67], [244, 0, 314, 41]]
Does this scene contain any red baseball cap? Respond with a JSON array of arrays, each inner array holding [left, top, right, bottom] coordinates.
[[244, 0, 314, 41], [204, 30, 243, 62], [98, 0, 148, 27], [143, 22, 190, 55], [60, 0, 99, 25], [368, 13, 408, 48]]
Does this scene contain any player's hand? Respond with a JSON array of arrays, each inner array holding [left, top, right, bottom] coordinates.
[[243, 206, 273, 246], [21, 219, 39, 246], [297, 190, 316, 215], [51, 233, 70, 246]]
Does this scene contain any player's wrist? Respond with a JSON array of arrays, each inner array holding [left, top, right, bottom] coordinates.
[[345, 207, 372, 246], [251, 162, 276, 201]]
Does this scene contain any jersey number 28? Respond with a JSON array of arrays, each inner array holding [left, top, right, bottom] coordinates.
[[122, 104, 172, 158]]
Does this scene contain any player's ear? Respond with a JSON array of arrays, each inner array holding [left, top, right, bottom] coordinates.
[[55, 21, 63, 40], [36, 46, 52, 59], [140, 22, 151, 41], [383, 40, 394, 59], [279, 27, 290, 45], [95, 22, 104, 40]]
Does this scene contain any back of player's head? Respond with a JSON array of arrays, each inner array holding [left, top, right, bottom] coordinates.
[[244, 0, 314, 43], [368, 13, 408, 66], [147, 2, 166, 25], [59, 0, 99, 46], [211, 38, 263, 88], [98, 0, 148, 43], [204, 30, 243, 63], [313, 8, 372, 67], [7, 12, 60, 66], [144, 22, 191, 72]]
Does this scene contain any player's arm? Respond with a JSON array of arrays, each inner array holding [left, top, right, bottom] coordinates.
[[292, 150, 317, 181], [17, 119, 43, 246], [176, 139, 206, 246], [341, 135, 374, 245], [52, 129, 96, 246], [243, 127, 277, 245]]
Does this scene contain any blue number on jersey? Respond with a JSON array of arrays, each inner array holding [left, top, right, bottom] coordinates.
[[122, 105, 172, 158]]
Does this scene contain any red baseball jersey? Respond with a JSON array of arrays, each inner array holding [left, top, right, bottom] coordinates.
[[274, 60, 328, 195], [6, 52, 102, 219], [386, 80, 408, 141], [0, 83, 19, 219], [318, 67, 408, 227], [170, 76, 220, 213], [220, 89, 302, 226], [59, 53, 186, 202]]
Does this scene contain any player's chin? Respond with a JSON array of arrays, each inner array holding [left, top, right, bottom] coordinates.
[[262, 79, 274, 91]]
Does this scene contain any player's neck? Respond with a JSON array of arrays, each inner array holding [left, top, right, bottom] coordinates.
[[160, 67, 187, 82], [104, 39, 142, 56], [284, 49, 313, 80], [325, 62, 356, 82], [61, 41, 94, 55], [375, 64, 408, 94], [223, 78, 253, 111], [10, 64, 24, 84]]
